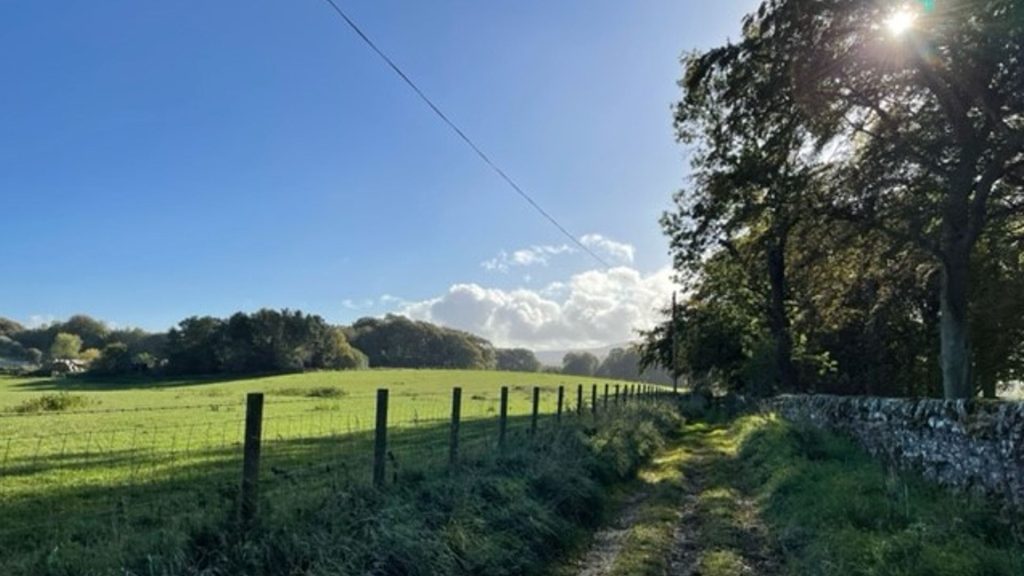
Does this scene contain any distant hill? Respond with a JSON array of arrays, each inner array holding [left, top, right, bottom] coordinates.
[[534, 342, 634, 368]]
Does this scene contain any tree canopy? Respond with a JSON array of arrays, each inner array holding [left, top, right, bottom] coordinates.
[[347, 315, 496, 370], [562, 352, 600, 377], [644, 0, 1024, 399], [166, 309, 367, 375], [496, 348, 542, 373]]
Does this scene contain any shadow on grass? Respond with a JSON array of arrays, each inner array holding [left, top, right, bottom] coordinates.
[[0, 410, 605, 574], [10, 372, 290, 392]]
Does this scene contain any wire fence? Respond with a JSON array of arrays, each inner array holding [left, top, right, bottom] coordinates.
[[0, 382, 670, 567]]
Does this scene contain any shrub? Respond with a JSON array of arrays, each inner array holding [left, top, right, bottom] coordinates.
[[13, 392, 90, 413]]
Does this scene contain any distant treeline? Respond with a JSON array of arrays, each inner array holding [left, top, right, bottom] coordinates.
[[0, 312, 662, 381]]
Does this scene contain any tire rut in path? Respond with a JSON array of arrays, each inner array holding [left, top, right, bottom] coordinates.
[[667, 443, 779, 576], [571, 490, 654, 576], [570, 434, 779, 576]]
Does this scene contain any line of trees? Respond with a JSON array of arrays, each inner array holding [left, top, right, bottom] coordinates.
[[2, 312, 678, 381], [642, 0, 1023, 399], [0, 312, 599, 379], [561, 347, 672, 384]]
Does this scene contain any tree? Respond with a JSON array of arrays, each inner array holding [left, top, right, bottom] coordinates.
[[597, 347, 639, 380], [0, 317, 24, 337], [91, 343, 133, 375], [496, 348, 542, 373], [49, 332, 82, 360], [57, 315, 109, 350], [165, 310, 368, 376], [562, 352, 599, 377], [317, 327, 369, 370], [25, 348, 43, 366], [969, 223, 1024, 397], [0, 336, 27, 361], [348, 315, 496, 370], [746, 0, 1024, 397], [641, 251, 758, 393], [166, 316, 225, 375], [668, 31, 821, 393], [79, 348, 102, 365]]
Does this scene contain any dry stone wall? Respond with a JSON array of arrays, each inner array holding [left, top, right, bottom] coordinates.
[[766, 395, 1024, 513]]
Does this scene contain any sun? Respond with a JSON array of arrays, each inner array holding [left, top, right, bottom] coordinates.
[[885, 8, 917, 36]]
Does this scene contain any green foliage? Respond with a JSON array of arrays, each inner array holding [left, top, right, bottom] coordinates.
[[165, 309, 367, 376], [650, 0, 1024, 398], [12, 392, 90, 413], [0, 317, 24, 337], [160, 405, 678, 576], [272, 385, 347, 398], [595, 414, 1024, 576], [562, 351, 600, 377], [319, 327, 369, 370], [348, 315, 496, 370], [597, 347, 672, 384], [496, 348, 542, 372], [0, 335, 31, 363], [57, 315, 109, 350], [91, 342, 133, 375], [0, 367, 680, 575], [48, 332, 82, 360], [735, 417, 1024, 576]]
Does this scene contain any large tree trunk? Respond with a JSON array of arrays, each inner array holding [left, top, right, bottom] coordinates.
[[940, 247, 972, 399], [767, 241, 798, 393]]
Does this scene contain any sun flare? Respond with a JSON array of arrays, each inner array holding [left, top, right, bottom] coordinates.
[[885, 9, 917, 36]]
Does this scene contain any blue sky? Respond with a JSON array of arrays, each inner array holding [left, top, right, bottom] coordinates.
[[1, 1, 758, 349]]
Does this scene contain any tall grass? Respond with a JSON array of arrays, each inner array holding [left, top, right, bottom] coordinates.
[[739, 415, 1024, 576], [13, 403, 681, 576]]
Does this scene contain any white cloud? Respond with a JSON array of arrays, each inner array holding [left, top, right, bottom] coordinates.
[[482, 235, 635, 273], [482, 244, 575, 273], [581, 234, 635, 264], [397, 266, 674, 350], [26, 314, 56, 328]]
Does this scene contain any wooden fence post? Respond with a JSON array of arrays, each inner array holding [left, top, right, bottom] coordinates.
[[240, 392, 264, 529], [531, 386, 540, 435], [449, 387, 461, 467], [614, 384, 620, 405], [576, 384, 583, 417], [591, 384, 597, 417], [373, 389, 389, 488], [604, 384, 609, 410], [557, 386, 564, 423], [498, 386, 509, 450]]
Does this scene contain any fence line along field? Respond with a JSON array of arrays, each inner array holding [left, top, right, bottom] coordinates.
[[0, 369, 658, 572]]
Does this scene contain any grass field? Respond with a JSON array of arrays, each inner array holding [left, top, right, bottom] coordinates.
[[0, 369, 658, 574]]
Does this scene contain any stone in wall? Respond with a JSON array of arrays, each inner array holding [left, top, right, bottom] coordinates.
[[765, 395, 1024, 514]]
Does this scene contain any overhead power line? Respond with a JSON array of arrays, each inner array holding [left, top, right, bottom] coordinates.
[[319, 0, 611, 268]]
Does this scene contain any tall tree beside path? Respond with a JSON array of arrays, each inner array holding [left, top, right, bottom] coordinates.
[[696, 0, 1023, 398], [666, 27, 823, 393]]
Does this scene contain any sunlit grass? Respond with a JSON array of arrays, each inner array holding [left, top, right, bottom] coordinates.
[[0, 370, 664, 575], [591, 411, 1023, 576]]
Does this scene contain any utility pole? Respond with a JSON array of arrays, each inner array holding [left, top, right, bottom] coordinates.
[[671, 291, 679, 394]]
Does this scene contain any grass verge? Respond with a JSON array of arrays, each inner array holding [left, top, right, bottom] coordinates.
[[744, 414, 1023, 576], [566, 412, 1024, 576], [14, 404, 681, 576]]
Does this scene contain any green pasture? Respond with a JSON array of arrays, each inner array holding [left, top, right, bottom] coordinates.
[[0, 370, 657, 574]]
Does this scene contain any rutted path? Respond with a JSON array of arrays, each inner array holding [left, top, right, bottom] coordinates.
[[572, 491, 654, 576], [568, 423, 780, 576], [666, 430, 779, 576]]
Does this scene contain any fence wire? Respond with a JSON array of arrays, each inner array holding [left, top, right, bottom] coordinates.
[[0, 383, 670, 570]]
